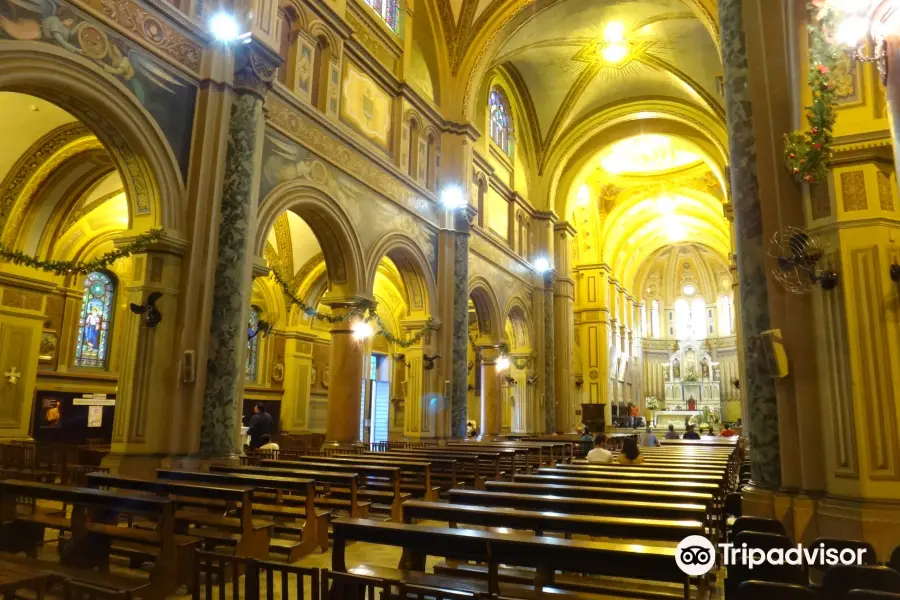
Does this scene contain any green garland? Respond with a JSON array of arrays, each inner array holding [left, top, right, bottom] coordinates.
[[271, 267, 436, 349], [784, 0, 838, 184], [0, 228, 164, 276]]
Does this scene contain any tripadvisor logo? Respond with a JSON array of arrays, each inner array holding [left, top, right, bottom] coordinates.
[[675, 535, 870, 576]]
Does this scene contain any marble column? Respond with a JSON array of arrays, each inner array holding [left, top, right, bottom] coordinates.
[[553, 222, 576, 433], [450, 207, 476, 438], [543, 278, 556, 433], [479, 345, 503, 439], [324, 304, 368, 446], [199, 40, 279, 457], [720, 0, 781, 487]]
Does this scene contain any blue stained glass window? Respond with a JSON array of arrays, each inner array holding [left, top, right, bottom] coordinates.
[[246, 307, 260, 382], [489, 87, 513, 156], [365, 0, 398, 31], [74, 271, 115, 368]]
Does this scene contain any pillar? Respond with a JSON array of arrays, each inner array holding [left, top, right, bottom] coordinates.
[[719, 0, 781, 488], [199, 39, 279, 457], [553, 222, 576, 433], [479, 345, 502, 439], [575, 265, 613, 429], [879, 3, 900, 172], [532, 211, 557, 433], [401, 317, 435, 439], [105, 232, 188, 475], [280, 331, 317, 432], [324, 303, 368, 446]]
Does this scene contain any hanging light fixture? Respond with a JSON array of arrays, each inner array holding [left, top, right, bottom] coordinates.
[[829, 1, 890, 83]]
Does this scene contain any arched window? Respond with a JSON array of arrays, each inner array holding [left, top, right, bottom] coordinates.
[[718, 295, 733, 336], [276, 9, 295, 86], [650, 300, 660, 339], [364, 0, 399, 31], [691, 298, 707, 340], [246, 307, 261, 383], [73, 271, 115, 368], [489, 87, 513, 156], [674, 298, 690, 340]]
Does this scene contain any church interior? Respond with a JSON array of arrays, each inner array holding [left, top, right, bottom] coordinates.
[[2, 0, 900, 597]]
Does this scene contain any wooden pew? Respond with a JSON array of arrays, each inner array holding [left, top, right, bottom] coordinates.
[[361, 449, 493, 487], [254, 459, 408, 521], [535, 466, 726, 487], [330, 518, 693, 599], [154, 469, 327, 558], [210, 464, 371, 518], [438, 444, 529, 474], [514, 472, 721, 499], [448, 442, 544, 471], [374, 448, 504, 481], [0, 479, 193, 599], [461, 487, 710, 522], [279, 455, 441, 500], [402, 499, 704, 542], [86, 473, 272, 560]]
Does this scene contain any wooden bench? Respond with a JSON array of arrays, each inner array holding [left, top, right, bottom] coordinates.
[[361, 450, 492, 488], [402, 499, 704, 542], [536, 466, 727, 487], [253, 460, 407, 522], [374, 448, 503, 481], [154, 469, 327, 559], [210, 464, 371, 518], [331, 518, 693, 599], [0, 479, 192, 599], [86, 472, 272, 561], [280, 455, 441, 500], [446, 443, 535, 473], [0, 551, 150, 600]]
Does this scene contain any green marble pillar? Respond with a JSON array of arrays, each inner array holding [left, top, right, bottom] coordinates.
[[450, 207, 473, 438], [543, 277, 556, 433], [719, 0, 781, 487], [199, 40, 279, 457]]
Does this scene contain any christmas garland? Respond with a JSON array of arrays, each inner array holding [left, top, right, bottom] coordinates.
[[271, 267, 436, 349], [0, 228, 164, 276], [784, 0, 839, 184]]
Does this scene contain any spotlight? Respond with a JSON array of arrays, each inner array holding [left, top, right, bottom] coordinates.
[[209, 12, 240, 42], [496, 355, 510, 371], [351, 321, 374, 340], [533, 257, 551, 273], [440, 185, 466, 209]]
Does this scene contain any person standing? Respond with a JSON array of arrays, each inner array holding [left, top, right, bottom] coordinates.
[[629, 403, 639, 428], [247, 402, 274, 449]]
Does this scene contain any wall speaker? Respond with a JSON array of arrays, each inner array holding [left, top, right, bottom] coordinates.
[[183, 350, 195, 383], [760, 329, 789, 378]]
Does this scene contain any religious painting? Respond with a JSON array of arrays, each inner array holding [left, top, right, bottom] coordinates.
[[701, 358, 710, 380], [833, 49, 863, 106], [672, 358, 681, 380], [0, 0, 198, 180], [40, 397, 62, 428], [340, 61, 393, 150], [73, 271, 115, 369], [39, 329, 58, 363]]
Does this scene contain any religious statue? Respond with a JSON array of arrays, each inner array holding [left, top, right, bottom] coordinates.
[[701, 359, 710, 380], [663, 364, 670, 381], [686, 356, 696, 378], [673, 359, 681, 380]]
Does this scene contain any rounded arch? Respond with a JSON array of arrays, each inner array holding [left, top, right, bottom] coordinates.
[[308, 22, 341, 56], [403, 108, 424, 130], [503, 295, 532, 351], [0, 42, 184, 231], [365, 232, 437, 315], [278, 0, 309, 31], [468, 276, 503, 342], [255, 181, 366, 298]]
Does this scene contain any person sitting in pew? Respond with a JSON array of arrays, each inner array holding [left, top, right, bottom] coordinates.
[[641, 425, 661, 447], [683, 425, 701, 440], [720, 424, 736, 437], [617, 437, 645, 465], [585, 433, 614, 463], [665, 424, 680, 440], [259, 434, 280, 451]]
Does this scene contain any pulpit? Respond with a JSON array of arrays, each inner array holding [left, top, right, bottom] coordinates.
[[581, 403, 606, 433]]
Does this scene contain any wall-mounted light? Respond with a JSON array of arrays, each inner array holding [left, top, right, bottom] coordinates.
[[533, 257, 551, 273], [209, 12, 241, 42], [496, 355, 510, 371], [440, 185, 466, 210], [393, 353, 410, 368], [248, 318, 273, 340], [352, 321, 374, 340], [830, 1, 890, 83]]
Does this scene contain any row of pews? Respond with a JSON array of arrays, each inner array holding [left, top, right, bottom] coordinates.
[[0, 437, 739, 599]]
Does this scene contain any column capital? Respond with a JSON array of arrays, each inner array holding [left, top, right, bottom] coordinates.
[[319, 294, 375, 309], [251, 257, 270, 279], [232, 36, 281, 99], [553, 221, 577, 237], [114, 228, 188, 257]]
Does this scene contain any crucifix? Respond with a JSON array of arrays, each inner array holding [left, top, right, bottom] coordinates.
[[4, 367, 20, 385]]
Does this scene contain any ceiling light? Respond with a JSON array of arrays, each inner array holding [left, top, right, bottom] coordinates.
[[683, 284, 696, 296], [656, 195, 676, 215], [603, 21, 626, 42], [440, 185, 466, 209], [666, 220, 687, 242], [209, 12, 240, 42], [600, 41, 630, 65], [352, 321, 374, 340], [577, 184, 591, 207]]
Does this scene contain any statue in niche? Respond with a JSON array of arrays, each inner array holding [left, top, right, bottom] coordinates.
[[713, 365, 721, 381], [673, 359, 681, 380], [701, 359, 710, 380], [663, 364, 671, 381]]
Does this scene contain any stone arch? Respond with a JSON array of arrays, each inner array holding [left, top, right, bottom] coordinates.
[[468, 276, 503, 342], [365, 232, 436, 315], [0, 42, 184, 232], [256, 181, 366, 298], [504, 296, 532, 351], [278, 0, 309, 31]]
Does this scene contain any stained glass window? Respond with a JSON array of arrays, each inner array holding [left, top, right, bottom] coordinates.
[[73, 271, 115, 368], [246, 307, 261, 382], [489, 87, 513, 156], [365, 0, 398, 31]]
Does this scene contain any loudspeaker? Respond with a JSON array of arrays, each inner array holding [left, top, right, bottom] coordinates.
[[183, 350, 195, 383], [760, 329, 789, 378]]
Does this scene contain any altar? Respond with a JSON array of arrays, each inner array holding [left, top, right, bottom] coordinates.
[[655, 410, 702, 430], [660, 343, 722, 421]]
